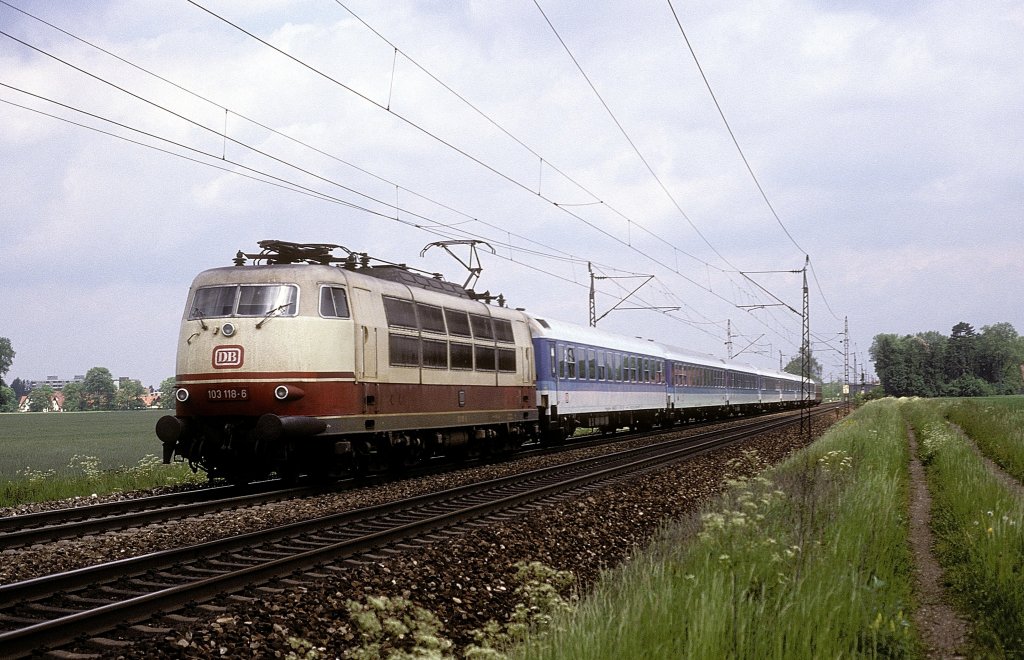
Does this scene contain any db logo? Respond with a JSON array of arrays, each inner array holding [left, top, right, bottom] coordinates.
[[213, 345, 244, 369]]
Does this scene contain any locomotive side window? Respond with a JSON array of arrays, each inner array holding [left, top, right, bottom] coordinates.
[[389, 334, 420, 366], [493, 319, 515, 343], [319, 286, 350, 318], [445, 309, 472, 337], [383, 297, 417, 329], [475, 345, 496, 371], [470, 314, 493, 340], [450, 342, 474, 370], [421, 339, 448, 368], [497, 348, 516, 372], [417, 303, 446, 333]]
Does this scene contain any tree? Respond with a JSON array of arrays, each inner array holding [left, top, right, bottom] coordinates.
[[976, 323, 1024, 394], [0, 385, 15, 413], [61, 381, 84, 412], [945, 321, 978, 381], [115, 379, 147, 410], [28, 385, 56, 412], [0, 337, 13, 382], [10, 377, 29, 398], [783, 348, 823, 382], [82, 367, 116, 410], [158, 377, 178, 410], [870, 334, 910, 396]]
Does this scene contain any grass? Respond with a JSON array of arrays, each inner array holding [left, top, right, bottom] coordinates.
[[0, 410, 205, 507], [945, 396, 1024, 484], [517, 399, 918, 659], [904, 398, 1024, 657]]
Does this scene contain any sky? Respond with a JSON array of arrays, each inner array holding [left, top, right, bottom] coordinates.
[[1, 0, 1022, 389]]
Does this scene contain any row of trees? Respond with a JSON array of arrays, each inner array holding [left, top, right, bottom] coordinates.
[[0, 337, 16, 412], [869, 322, 1024, 397], [0, 337, 165, 412]]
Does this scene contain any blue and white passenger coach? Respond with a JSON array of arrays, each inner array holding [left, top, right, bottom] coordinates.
[[529, 314, 811, 440]]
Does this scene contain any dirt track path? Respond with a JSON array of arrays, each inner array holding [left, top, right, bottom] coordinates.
[[907, 428, 969, 658]]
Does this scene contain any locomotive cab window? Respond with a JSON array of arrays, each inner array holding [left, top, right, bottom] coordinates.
[[319, 286, 350, 318], [190, 284, 298, 319]]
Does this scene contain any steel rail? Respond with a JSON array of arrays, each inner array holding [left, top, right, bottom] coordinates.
[[0, 483, 313, 548]]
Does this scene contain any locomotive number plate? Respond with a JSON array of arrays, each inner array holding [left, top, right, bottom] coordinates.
[[207, 387, 249, 401]]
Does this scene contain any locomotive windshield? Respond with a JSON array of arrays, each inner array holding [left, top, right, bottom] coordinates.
[[189, 284, 298, 319]]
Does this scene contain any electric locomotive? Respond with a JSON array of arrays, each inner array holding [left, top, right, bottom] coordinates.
[[156, 241, 537, 482]]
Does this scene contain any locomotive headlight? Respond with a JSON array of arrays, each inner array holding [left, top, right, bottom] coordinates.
[[174, 387, 190, 402], [274, 385, 290, 401], [221, 322, 236, 337]]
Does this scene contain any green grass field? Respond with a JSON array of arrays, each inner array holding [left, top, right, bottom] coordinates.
[[0, 409, 208, 506], [0, 409, 167, 480]]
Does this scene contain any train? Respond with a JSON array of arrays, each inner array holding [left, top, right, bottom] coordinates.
[[156, 241, 820, 483]]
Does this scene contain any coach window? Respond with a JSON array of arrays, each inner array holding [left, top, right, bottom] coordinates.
[[450, 342, 474, 370], [549, 344, 557, 378], [616, 354, 623, 382], [389, 334, 420, 367], [631, 356, 638, 382], [566, 347, 576, 379], [383, 297, 417, 329], [319, 286, 350, 318], [422, 339, 448, 368], [597, 352, 606, 381], [417, 303, 446, 333], [445, 308, 472, 337], [470, 314, 494, 340], [577, 348, 587, 380], [588, 349, 597, 380]]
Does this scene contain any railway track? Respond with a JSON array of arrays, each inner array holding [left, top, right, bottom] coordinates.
[[0, 406, 834, 658], [0, 480, 314, 548], [0, 410, 792, 549]]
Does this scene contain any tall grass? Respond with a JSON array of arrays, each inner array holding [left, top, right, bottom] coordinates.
[[1, 454, 205, 508], [945, 396, 1024, 484], [519, 399, 917, 659], [904, 399, 1024, 657]]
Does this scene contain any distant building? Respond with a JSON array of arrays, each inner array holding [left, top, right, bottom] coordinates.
[[24, 375, 84, 392], [17, 391, 65, 412]]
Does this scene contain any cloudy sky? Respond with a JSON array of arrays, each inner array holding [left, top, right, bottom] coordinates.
[[2, 0, 1022, 388]]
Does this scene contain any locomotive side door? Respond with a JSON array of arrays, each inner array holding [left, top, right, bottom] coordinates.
[[350, 286, 379, 380]]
